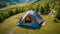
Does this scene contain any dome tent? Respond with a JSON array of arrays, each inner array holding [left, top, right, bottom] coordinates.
[[17, 10, 44, 28]]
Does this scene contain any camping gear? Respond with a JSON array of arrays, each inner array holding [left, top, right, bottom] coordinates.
[[17, 10, 44, 28]]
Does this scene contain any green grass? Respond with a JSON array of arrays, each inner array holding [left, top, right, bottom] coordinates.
[[0, 12, 60, 34]]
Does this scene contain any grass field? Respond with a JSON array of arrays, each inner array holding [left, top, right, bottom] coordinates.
[[0, 12, 60, 34]]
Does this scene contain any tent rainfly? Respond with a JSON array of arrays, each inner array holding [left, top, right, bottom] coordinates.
[[17, 10, 44, 28]]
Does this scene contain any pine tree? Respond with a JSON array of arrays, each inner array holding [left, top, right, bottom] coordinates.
[[36, 4, 40, 12], [56, 7, 60, 20], [9, 10, 13, 16], [0, 17, 3, 22], [45, 3, 50, 11], [16, 8, 19, 14], [40, 7, 45, 15]]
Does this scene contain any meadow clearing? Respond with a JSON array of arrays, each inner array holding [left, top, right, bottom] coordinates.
[[0, 12, 60, 34]]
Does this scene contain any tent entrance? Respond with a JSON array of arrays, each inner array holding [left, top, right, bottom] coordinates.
[[23, 16, 32, 23]]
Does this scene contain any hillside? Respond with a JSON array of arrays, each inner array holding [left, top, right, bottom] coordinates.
[[0, 0, 41, 8], [0, 12, 60, 34], [0, 0, 60, 34], [0, 0, 60, 22]]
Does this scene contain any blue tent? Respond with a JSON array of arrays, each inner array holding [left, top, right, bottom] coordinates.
[[17, 10, 44, 28]]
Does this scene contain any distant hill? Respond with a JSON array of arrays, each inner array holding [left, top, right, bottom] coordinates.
[[0, 0, 41, 8], [0, 1, 7, 8]]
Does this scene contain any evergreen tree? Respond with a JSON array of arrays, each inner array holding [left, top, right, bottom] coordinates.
[[55, 6, 60, 20], [16, 8, 19, 14], [40, 7, 45, 15], [9, 10, 13, 16], [0, 16, 3, 22], [45, 3, 50, 12], [0, 13, 4, 22], [36, 4, 40, 12]]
